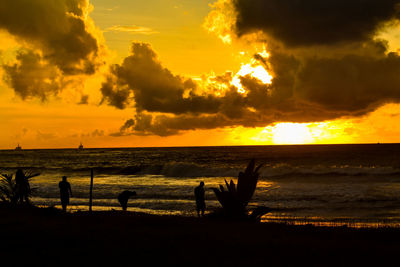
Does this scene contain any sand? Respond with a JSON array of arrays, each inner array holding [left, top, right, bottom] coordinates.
[[1, 205, 400, 266]]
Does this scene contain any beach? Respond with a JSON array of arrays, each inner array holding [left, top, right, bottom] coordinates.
[[1, 205, 400, 266]]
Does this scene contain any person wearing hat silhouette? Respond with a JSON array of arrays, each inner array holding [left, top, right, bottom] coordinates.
[[59, 176, 72, 212]]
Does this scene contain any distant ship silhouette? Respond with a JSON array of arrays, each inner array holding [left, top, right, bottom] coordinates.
[[78, 143, 84, 150], [15, 144, 22, 151]]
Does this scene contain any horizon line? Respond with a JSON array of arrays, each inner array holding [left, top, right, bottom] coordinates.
[[0, 142, 398, 151]]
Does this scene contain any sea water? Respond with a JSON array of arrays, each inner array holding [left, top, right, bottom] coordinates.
[[2, 144, 400, 227]]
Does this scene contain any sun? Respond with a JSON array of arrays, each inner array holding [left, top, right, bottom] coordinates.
[[271, 123, 314, 144], [246, 121, 358, 145]]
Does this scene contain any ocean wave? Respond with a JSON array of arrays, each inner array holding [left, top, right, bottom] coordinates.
[[108, 164, 400, 179], [3, 162, 400, 179], [260, 166, 400, 179]]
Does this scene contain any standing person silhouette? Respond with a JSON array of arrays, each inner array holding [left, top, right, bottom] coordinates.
[[59, 176, 72, 212], [15, 169, 30, 204], [194, 181, 205, 217]]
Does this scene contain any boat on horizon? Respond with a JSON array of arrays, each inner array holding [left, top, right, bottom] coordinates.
[[78, 143, 84, 150], [15, 144, 22, 151]]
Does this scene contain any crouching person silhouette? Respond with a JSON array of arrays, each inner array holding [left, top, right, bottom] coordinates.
[[59, 176, 72, 212], [118, 190, 136, 211]]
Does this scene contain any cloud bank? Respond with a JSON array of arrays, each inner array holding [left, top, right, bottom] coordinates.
[[3, 0, 400, 137], [100, 43, 221, 114], [103, 0, 400, 136]]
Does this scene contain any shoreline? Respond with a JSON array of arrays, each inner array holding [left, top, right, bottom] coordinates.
[[28, 202, 400, 229], [1, 205, 400, 266], [32, 203, 400, 229]]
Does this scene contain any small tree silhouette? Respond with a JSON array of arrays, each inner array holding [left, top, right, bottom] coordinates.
[[212, 159, 271, 221]]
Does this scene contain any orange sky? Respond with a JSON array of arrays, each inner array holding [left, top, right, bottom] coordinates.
[[1, 0, 400, 149]]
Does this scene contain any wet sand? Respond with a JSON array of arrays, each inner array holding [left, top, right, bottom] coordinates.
[[1, 205, 400, 266]]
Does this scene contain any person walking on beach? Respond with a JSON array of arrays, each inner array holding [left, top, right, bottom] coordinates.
[[15, 169, 30, 204], [118, 190, 136, 211], [194, 181, 205, 217], [59, 176, 72, 212]]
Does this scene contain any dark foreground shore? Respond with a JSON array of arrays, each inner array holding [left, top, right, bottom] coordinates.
[[1, 206, 400, 266]]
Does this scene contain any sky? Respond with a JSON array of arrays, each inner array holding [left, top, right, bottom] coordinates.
[[2, 0, 400, 149]]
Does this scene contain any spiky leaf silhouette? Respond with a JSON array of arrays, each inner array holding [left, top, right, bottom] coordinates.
[[212, 159, 269, 220], [237, 159, 263, 206]]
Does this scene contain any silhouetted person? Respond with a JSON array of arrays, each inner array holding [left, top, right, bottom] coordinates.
[[118, 190, 136, 211], [15, 169, 30, 204], [194, 181, 205, 217], [59, 176, 72, 212]]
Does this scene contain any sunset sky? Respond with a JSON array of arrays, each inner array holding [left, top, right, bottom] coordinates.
[[2, 0, 400, 149]]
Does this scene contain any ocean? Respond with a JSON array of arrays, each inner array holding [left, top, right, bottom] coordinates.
[[2, 144, 400, 227]]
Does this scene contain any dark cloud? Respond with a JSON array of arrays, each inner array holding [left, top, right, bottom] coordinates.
[[241, 45, 400, 118], [101, 43, 221, 114], [113, 113, 237, 137], [100, 76, 131, 109], [0, 0, 100, 74], [233, 0, 400, 47], [3, 50, 64, 101], [295, 52, 400, 112], [1, 0, 102, 101], [78, 94, 89, 105], [120, 119, 135, 132]]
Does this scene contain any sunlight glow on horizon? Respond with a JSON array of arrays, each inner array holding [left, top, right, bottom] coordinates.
[[271, 123, 314, 144], [246, 121, 358, 145]]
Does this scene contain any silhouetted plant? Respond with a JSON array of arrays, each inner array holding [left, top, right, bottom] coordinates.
[[0, 171, 40, 205], [0, 173, 17, 204], [212, 159, 271, 220]]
